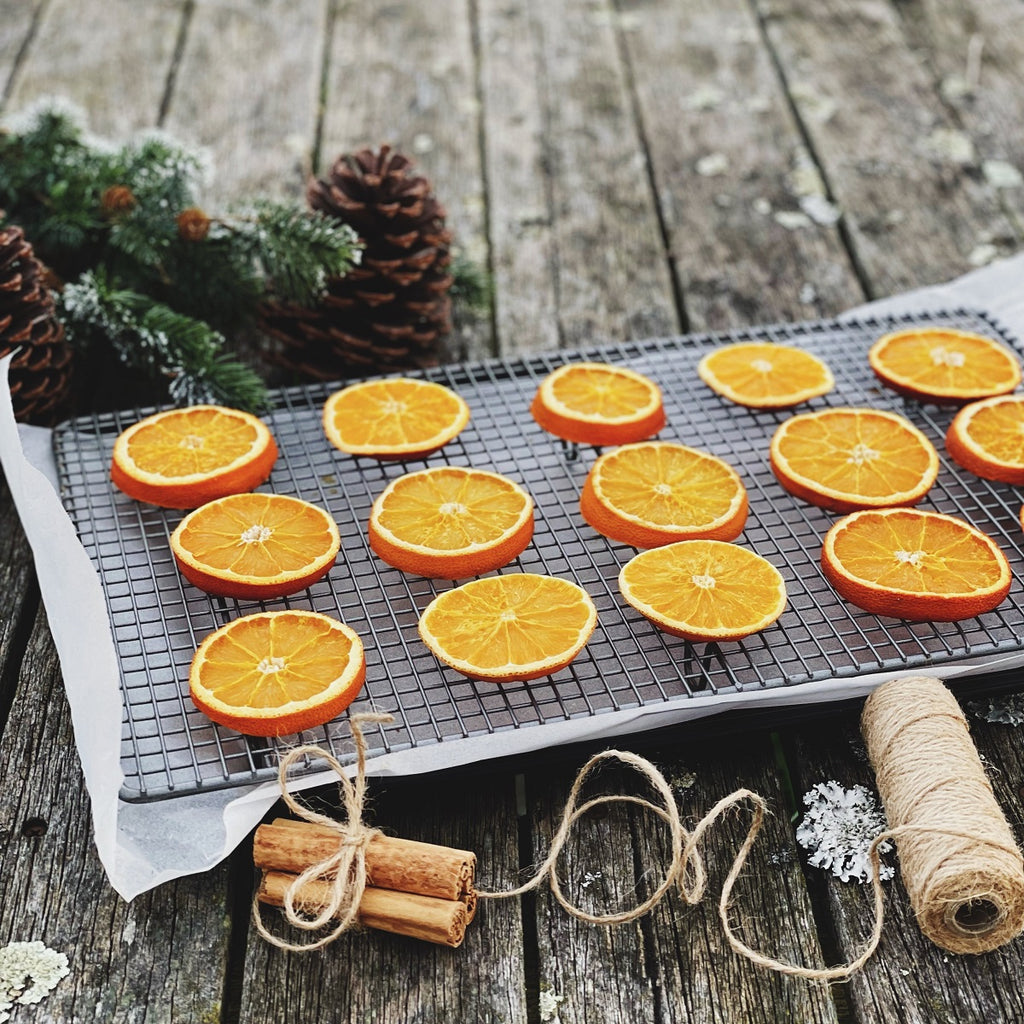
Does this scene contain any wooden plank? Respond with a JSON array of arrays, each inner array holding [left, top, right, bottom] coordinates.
[[478, 0, 679, 356], [895, 0, 1024, 244], [526, 733, 840, 1023], [0, 0, 44, 107], [163, 0, 327, 204], [785, 705, 1024, 1023], [760, 0, 1020, 298], [3, 0, 184, 136], [0, 486, 36, 720], [319, 0, 491, 361], [238, 771, 526, 1022], [0, 605, 232, 1021], [615, 0, 865, 329]]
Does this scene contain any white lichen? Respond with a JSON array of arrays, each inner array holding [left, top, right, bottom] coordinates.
[[982, 160, 1023, 189], [0, 941, 70, 1023], [968, 243, 1000, 268], [966, 693, 1024, 726], [685, 84, 726, 111], [539, 989, 566, 1023], [774, 210, 813, 231], [799, 194, 841, 226], [924, 127, 976, 166], [696, 153, 730, 177], [795, 781, 893, 884], [789, 82, 838, 124]]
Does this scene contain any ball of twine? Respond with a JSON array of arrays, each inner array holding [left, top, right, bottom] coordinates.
[[861, 675, 1024, 954]]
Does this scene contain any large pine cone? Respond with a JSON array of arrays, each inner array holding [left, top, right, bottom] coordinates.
[[262, 145, 454, 381], [0, 224, 73, 423]]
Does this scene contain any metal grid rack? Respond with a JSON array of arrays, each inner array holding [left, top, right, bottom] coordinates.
[[53, 309, 1024, 801]]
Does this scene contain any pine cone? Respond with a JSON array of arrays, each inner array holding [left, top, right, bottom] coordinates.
[[262, 145, 454, 381], [0, 224, 73, 423]]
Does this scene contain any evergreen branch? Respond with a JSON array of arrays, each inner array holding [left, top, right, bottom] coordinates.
[[58, 271, 269, 412], [226, 201, 362, 305], [449, 250, 491, 313]]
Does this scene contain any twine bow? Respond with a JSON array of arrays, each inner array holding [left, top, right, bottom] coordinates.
[[251, 712, 393, 952]]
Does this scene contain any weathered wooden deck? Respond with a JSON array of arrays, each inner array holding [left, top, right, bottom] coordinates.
[[2, 0, 1024, 1021]]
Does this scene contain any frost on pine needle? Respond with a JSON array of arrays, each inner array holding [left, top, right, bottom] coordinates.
[[0, 941, 70, 1023], [795, 781, 893, 884]]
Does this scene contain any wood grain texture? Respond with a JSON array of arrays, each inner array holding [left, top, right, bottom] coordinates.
[[616, 0, 865, 329], [895, 0, 1024, 241], [480, 0, 679, 355], [0, 605, 231, 1023], [3, 0, 183, 136], [320, 0, 492, 362], [0, 0, 45, 105], [163, 0, 327, 204], [760, 0, 1018, 298], [786, 706, 1024, 1024], [0, 483, 35, 718], [238, 769, 526, 1024], [526, 735, 840, 1023]]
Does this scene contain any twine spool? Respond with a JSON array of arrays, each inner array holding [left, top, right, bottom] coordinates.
[[861, 675, 1024, 954]]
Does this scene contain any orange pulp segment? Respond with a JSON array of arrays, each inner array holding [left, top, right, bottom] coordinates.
[[322, 377, 470, 459], [770, 407, 939, 513], [171, 492, 340, 600], [418, 573, 597, 681], [946, 395, 1024, 484], [530, 362, 666, 445], [189, 610, 366, 736], [110, 405, 277, 508], [369, 466, 534, 579], [821, 508, 1011, 621], [868, 327, 1021, 403], [580, 441, 747, 548], [619, 540, 787, 641], [697, 341, 834, 408]]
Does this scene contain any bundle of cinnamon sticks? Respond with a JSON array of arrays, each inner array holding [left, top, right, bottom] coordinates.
[[254, 818, 478, 947]]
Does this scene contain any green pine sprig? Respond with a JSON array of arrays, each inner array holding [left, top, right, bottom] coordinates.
[[0, 98, 362, 410]]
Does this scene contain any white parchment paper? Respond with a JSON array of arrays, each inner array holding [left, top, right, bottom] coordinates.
[[2, 252, 1023, 900]]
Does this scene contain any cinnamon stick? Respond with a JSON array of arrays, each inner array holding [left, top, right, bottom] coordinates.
[[254, 819, 476, 900], [258, 871, 468, 948]]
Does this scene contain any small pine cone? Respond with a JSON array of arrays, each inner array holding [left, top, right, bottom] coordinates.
[[100, 185, 136, 216], [0, 224, 73, 423], [177, 207, 211, 242], [261, 144, 454, 381]]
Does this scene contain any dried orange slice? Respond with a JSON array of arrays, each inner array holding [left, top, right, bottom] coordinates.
[[945, 395, 1024, 484], [821, 508, 1011, 621], [697, 341, 834, 408], [530, 362, 666, 445], [368, 466, 534, 579], [770, 407, 939, 513], [619, 540, 787, 641], [868, 327, 1021, 403], [110, 405, 277, 508], [579, 441, 747, 548], [322, 377, 470, 459], [418, 573, 597, 681], [189, 610, 366, 736], [170, 492, 340, 600]]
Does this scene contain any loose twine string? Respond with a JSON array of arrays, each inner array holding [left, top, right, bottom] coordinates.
[[257, 679, 1024, 970]]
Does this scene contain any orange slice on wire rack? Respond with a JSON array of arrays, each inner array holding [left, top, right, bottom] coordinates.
[[418, 573, 597, 682], [368, 466, 534, 579], [618, 540, 787, 642], [530, 362, 666, 446], [945, 395, 1024, 484], [189, 610, 366, 736], [110, 405, 278, 508], [170, 492, 340, 600], [821, 508, 1011, 622], [579, 441, 748, 548], [322, 377, 470, 459], [868, 327, 1022, 403], [697, 341, 834, 409], [770, 407, 939, 513]]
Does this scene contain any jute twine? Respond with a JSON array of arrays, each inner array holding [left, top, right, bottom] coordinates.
[[256, 675, 1024, 971], [251, 712, 391, 952], [861, 675, 1024, 955]]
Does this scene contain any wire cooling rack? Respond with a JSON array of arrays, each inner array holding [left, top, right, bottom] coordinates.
[[53, 309, 1024, 801]]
